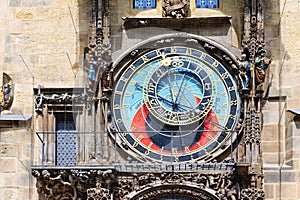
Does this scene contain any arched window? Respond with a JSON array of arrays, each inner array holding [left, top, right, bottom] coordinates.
[[196, 0, 219, 8], [134, 0, 156, 9]]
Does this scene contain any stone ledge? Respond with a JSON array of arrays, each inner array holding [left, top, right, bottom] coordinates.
[[122, 16, 232, 30]]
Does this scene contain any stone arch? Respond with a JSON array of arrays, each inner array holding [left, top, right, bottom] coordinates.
[[127, 184, 219, 200]]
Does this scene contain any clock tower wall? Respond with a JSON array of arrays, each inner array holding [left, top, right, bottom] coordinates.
[[109, 0, 244, 52], [1, 0, 299, 199]]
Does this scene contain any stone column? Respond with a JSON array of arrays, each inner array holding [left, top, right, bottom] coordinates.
[[48, 112, 55, 165]]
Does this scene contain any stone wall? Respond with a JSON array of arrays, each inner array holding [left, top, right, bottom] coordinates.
[[262, 0, 300, 199], [109, 0, 244, 52], [0, 0, 89, 199]]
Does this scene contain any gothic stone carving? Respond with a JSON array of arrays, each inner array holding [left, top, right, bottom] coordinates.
[[0, 74, 13, 112], [34, 90, 93, 113], [133, 186, 217, 200], [32, 165, 265, 199], [87, 183, 110, 200], [114, 172, 238, 200], [254, 47, 271, 88], [162, 0, 190, 18], [240, 168, 265, 200], [85, 0, 112, 93], [32, 169, 115, 200], [242, 0, 265, 63]]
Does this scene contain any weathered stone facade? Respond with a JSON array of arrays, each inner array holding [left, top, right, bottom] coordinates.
[[0, 0, 300, 199]]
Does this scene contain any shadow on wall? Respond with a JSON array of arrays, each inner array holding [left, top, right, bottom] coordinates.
[[294, 115, 300, 129]]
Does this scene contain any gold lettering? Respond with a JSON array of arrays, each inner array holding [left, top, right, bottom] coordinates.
[[206, 133, 214, 140], [114, 104, 121, 109], [231, 100, 238, 106], [148, 83, 156, 93], [172, 148, 178, 154], [114, 91, 122, 95], [200, 53, 206, 60], [171, 47, 177, 54], [137, 135, 144, 140], [221, 72, 229, 79], [128, 79, 137, 86], [156, 50, 162, 56], [142, 55, 149, 62], [185, 146, 191, 153], [155, 68, 164, 77], [156, 107, 165, 115], [174, 156, 179, 162], [194, 66, 202, 74], [204, 83, 211, 90], [213, 61, 218, 67], [124, 91, 134, 97], [149, 98, 159, 106], [228, 86, 235, 91], [171, 113, 178, 121], [133, 140, 139, 147], [120, 76, 128, 82], [229, 114, 236, 120], [186, 48, 192, 55], [190, 155, 195, 161], [148, 142, 153, 148], [144, 149, 150, 155], [164, 110, 172, 118]]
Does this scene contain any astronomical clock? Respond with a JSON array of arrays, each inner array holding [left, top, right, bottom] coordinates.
[[111, 35, 241, 164], [31, 1, 268, 199]]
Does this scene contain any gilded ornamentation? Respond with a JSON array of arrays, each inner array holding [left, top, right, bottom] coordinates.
[[0, 74, 13, 112]]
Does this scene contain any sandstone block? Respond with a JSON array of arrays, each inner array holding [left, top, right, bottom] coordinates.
[[0, 158, 17, 173]]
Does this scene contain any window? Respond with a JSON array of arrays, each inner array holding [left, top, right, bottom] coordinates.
[[134, 0, 156, 9], [196, 0, 219, 8], [56, 113, 76, 166]]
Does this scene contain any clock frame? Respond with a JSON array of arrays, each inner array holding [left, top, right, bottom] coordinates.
[[110, 34, 241, 163]]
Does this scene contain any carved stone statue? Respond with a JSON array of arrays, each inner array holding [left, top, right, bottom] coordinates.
[[237, 54, 251, 90], [162, 0, 190, 18], [0, 81, 13, 111], [254, 47, 271, 86]]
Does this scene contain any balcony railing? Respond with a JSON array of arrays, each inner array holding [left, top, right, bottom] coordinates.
[[34, 130, 242, 171]]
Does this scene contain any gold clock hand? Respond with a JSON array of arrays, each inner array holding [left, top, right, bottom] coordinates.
[[203, 117, 228, 132], [157, 95, 203, 113], [174, 71, 188, 110], [161, 52, 176, 104]]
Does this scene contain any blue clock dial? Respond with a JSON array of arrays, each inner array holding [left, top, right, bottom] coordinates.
[[112, 46, 240, 162]]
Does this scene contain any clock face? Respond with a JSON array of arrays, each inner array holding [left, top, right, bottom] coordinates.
[[112, 46, 240, 163]]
